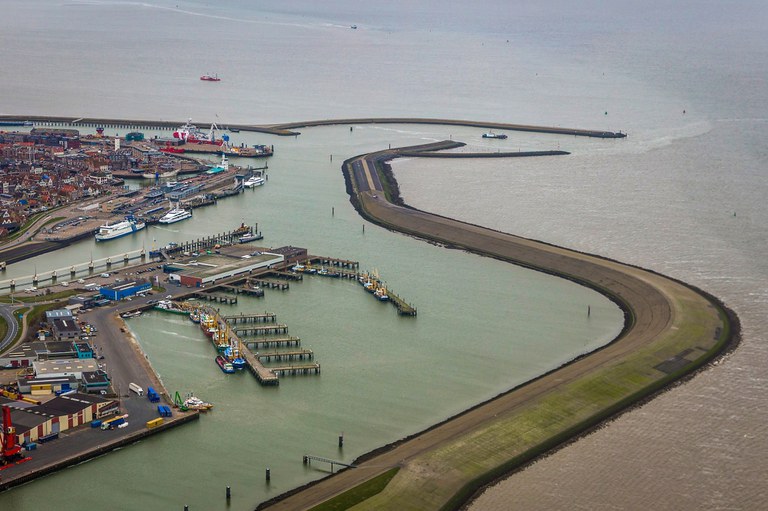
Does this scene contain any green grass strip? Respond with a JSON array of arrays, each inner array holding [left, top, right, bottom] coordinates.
[[309, 468, 400, 511]]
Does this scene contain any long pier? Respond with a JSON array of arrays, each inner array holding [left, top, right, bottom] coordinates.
[[0, 115, 627, 139]]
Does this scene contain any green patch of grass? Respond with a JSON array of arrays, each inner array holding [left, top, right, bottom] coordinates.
[[0, 289, 81, 304], [0, 315, 7, 345], [25, 301, 69, 338], [310, 468, 400, 511]]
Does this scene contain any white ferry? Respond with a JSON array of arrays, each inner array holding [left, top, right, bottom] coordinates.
[[158, 208, 192, 224], [244, 175, 265, 188], [95, 217, 146, 241]]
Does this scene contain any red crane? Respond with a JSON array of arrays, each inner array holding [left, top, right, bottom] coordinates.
[[1, 405, 23, 465]]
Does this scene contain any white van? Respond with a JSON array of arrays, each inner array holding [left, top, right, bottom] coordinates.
[[128, 382, 143, 396]]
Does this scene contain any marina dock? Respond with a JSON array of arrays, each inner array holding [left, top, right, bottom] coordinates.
[[222, 312, 277, 324], [241, 336, 302, 348], [234, 323, 289, 335], [197, 306, 319, 385], [255, 349, 314, 362]]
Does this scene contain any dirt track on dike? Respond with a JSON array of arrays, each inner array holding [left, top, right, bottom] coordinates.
[[260, 146, 731, 511]]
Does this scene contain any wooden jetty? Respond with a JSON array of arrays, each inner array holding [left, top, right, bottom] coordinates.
[[241, 336, 302, 348], [221, 284, 265, 297], [255, 349, 314, 362], [239, 342, 279, 386], [308, 255, 360, 269], [250, 277, 289, 290], [234, 323, 288, 335], [270, 270, 303, 281], [222, 312, 276, 324], [302, 454, 355, 473], [389, 291, 418, 316], [194, 292, 238, 304], [161, 226, 253, 257], [271, 363, 321, 376]]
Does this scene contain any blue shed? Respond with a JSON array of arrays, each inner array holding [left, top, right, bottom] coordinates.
[[98, 279, 151, 301]]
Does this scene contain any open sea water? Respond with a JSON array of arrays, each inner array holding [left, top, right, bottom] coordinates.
[[1, 1, 766, 510]]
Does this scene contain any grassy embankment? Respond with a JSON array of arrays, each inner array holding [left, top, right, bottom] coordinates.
[[311, 152, 733, 511], [309, 469, 400, 511]]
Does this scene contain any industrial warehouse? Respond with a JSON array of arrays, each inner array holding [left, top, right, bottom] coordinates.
[[163, 249, 285, 288], [0, 393, 116, 445]]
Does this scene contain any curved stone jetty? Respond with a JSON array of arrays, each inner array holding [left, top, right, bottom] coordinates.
[[260, 141, 733, 511]]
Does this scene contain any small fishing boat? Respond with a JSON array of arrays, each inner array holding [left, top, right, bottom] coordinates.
[[238, 232, 263, 243], [216, 355, 235, 374], [183, 395, 214, 410]]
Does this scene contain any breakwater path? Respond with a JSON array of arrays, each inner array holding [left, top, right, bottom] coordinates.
[[260, 142, 733, 510], [0, 115, 625, 138]]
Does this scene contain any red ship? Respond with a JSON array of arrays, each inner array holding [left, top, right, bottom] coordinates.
[[200, 73, 220, 82]]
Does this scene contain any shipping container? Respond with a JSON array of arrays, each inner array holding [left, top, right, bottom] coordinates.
[[38, 432, 59, 443], [146, 417, 164, 429], [147, 387, 160, 402]]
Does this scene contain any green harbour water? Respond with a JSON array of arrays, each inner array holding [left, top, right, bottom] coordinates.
[[0, 124, 623, 510]]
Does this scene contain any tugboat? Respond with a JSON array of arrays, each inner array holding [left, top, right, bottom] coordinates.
[[200, 73, 220, 82]]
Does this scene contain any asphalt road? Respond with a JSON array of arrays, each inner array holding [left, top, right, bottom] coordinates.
[[0, 303, 19, 353]]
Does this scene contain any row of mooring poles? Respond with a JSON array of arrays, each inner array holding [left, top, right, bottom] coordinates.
[[182, 433, 344, 509]]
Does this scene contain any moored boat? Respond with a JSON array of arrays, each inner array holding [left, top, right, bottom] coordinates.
[[95, 216, 146, 241], [183, 395, 213, 410], [243, 175, 265, 188], [173, 118, 224, 145], [216, 355, 235, 374], [159, 208, 192, 224], [238, 232, 263, 243], [154, 300, 189, 314]]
